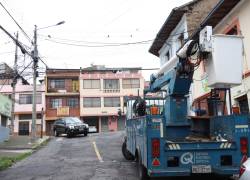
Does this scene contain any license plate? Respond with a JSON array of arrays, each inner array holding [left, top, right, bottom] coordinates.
[[192, 165, 211, 174]]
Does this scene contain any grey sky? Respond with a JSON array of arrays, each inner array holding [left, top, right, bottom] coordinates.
[[0, 0, 190, 80]]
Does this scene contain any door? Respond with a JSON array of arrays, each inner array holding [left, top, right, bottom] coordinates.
[[117, 116, 125, 131], [72, 80, 79, 92], [101, 117, 109, 132], [19, 121, 29, 136]]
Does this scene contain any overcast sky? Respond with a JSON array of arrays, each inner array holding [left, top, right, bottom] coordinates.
[[0, 0, 190, 81]]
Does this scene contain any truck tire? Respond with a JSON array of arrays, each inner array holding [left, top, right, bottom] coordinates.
[[122, 141, 135, 160], [137, 153, 149, 180]]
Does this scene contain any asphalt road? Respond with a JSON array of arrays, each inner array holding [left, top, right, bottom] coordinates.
[[0, 131, 233, 180]]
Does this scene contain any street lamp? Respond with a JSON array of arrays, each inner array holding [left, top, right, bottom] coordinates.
[[31, 21, 65, 141]]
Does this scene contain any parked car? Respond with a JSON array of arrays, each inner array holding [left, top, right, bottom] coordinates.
[[239, 157, 250, 180], [53, 117, 89, 138], [88, 126, 97, 133]]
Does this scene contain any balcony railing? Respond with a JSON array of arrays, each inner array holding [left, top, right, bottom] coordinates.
[[103, 89, 120, 93]]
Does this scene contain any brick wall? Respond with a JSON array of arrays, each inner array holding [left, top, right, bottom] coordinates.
[[186, 0, 220, 36]]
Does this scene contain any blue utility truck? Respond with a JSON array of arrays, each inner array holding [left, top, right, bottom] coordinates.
[[122, 27, 250, 179]]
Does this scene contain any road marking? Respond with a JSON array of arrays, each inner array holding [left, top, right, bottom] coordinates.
[[92, 141, 104, 163], [56, 137, 63, 142]]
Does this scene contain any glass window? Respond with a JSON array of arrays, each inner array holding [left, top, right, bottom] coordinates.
[[49, 79, 65, 89], [83, 79, 100, 89], [19, 94, 41, 104], [122, 79, 140, 89], [67, 98, 79, 108], [83, 97, 101, 107], [104, 97, 120, 107], [104, 79, 119, 89], [50, 98, 62, 108]]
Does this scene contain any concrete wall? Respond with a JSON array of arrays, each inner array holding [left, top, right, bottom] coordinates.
[[192, 0, 250, 109]]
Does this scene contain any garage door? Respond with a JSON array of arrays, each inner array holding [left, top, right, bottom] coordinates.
[[117, 117, 125, 131], [101, 117, 109, 132]]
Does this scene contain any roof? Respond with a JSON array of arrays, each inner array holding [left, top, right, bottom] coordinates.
[[149, 0, 200, 57], [190, 0, 241, 40]]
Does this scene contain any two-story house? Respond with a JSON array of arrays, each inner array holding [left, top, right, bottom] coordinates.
[[190, 0, 249, 115], [80, 65, 144, 132], [148, 0, 220, 114], [45, 69, 80, 135]]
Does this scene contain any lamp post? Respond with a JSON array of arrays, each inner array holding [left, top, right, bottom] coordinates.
[[31, 21, 65, 141]]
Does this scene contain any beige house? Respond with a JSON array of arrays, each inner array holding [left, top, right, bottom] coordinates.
[[191, 0, 250, 114], [80, 65, 144, 132]]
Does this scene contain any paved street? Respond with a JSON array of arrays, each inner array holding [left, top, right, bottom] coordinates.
[[0, 131, 232, 180]]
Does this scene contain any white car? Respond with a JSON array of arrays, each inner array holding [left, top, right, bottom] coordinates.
[[240, 158, 250, 180], [88, 126, 97, 133]]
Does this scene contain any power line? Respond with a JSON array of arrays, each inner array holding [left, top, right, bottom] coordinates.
[[0, 2, 32, 43], [44, 38, 152, 47]]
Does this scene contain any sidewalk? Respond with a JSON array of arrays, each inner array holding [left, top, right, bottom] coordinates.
[[0, 136, 50, 157]]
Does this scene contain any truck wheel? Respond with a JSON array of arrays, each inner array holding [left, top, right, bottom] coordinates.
[[122, 141, 135, 160], [138, 153, 149, 180], [84, 132, 88, 136], [67, 133, 72, 138]]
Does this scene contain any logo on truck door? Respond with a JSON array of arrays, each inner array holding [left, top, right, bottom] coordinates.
[[180, 152, 194, 164]]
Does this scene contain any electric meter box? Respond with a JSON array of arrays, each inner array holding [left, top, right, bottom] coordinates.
[[205, 35, 243, 88]]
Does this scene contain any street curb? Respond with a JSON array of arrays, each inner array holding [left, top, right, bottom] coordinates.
[[0, 137, 51, 151]]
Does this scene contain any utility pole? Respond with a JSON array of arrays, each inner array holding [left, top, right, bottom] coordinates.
[[10, 32, 18, 135], [41, 108, 44, 138], [31, 25, 38, 140]]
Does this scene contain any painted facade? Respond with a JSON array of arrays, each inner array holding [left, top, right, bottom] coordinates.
[[0, 80, 45, 136], [80, 66, 144, 132], [192, 0, 250, 115], [45, 69, 80, 135]]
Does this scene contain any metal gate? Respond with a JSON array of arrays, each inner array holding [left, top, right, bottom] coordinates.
[[18, 121, 29, 136], [117, 116, 125, 131], [101, 117, 109, 132]]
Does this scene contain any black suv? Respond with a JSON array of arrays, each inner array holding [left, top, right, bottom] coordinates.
[[53, 117, 89, 138]]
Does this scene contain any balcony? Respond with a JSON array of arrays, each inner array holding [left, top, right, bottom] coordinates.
[[103, 89, 120, 93]]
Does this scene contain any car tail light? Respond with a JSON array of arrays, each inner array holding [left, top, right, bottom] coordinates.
[[240, 137, 248, 155], [152, 138, 160, 158], [239, 165, 246, 178]]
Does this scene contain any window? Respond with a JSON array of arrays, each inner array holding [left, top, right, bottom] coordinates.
[[104, 97, 120, 107], [19, 94, 42, 104], [50, 98, 62, 108], [83, 97, 101, 107], [67, 98, 79, 108], [49, 79, 65, 89], [104, 79, 119, 89], [83, 79, 100, 89], [122, 79, 140, 89]]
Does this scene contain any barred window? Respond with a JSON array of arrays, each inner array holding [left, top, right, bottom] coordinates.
[[49, 79, 65, 89], [83, 79, 100, 89], [50, 98, 62, 108], [104, 97, 120, 107], [104, 79, 119, 89], [67, 98, 79, 108], [122, 79, 140, 89], [83, 97, 101, 107], [19, 94, 42, 104]]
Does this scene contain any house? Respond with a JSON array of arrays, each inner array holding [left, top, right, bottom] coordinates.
[[190, 0, 248, 115], [148, 0, 220, 113], [45, 69, 80, 135], [0, 79, 45, 136], [0, 62, 45, 136], [80, 65, 144, 132]]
